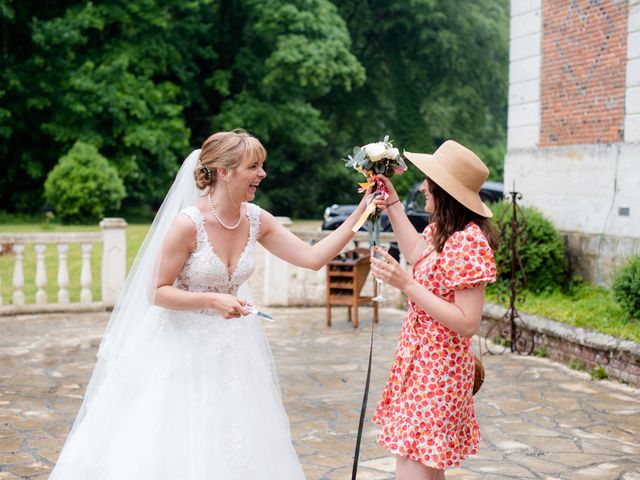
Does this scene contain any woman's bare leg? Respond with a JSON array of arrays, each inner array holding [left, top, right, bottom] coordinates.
[[396, 456, 444, 480]]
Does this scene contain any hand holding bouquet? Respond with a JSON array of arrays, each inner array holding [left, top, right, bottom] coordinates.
[[346, 135, 406, 179], [345, 136, 406, 232]]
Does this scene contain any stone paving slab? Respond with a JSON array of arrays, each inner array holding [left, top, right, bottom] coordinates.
[[1, 307, 639, 479]]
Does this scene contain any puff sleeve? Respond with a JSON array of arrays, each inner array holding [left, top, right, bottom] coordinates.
[[441, 226, 496, 290], [422, 224, 434, 241]]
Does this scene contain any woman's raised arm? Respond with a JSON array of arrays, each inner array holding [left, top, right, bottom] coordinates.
[[373, 175, 426, 264], [258, 203, 367, 270]]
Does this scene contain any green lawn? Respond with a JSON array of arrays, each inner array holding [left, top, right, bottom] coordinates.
[[486, 283, 640, 343]]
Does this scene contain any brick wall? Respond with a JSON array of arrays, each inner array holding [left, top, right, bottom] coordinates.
[[540, 0, 629, 146], [481, 311, 640, 387]]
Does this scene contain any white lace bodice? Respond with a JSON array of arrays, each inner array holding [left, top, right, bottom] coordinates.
[[175, 203, 260, 296]]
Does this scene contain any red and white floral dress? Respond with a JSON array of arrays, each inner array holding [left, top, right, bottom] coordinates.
[[372, 222, 496, 469]]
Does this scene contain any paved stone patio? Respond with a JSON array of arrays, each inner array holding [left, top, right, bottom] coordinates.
[[1, 306, 639, 479]]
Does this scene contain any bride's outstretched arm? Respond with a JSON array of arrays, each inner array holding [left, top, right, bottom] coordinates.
[[154, 215, 249, 318], [258, 201, 368, 271]]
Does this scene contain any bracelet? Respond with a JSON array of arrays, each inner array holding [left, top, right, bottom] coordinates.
[[387, 199, 401, 207]]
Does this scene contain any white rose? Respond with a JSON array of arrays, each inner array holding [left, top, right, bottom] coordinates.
[[365, 142, 387, 162], [386, 147, 399, 159]]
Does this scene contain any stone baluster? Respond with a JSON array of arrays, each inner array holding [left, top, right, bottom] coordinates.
[[263, 217, 292, 306], [57, 243, 70, 304], [35, 244, 48, 304], [80, 243, 93, 303], [12, 244, 25, 305], [100, 218, 128, 307]]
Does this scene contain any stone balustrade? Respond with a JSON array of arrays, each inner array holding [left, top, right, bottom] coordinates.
[[1, 217, 404, 314], [0, 218, 127, 313], [256, 219, 408, 308]]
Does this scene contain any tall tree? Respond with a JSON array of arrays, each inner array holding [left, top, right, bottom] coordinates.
[[210, 0, 365, 215], [1, 0, 218, 209], [325, 0, 509, 193], [0, 0, 365, 216], [1, 0, 508, 218]]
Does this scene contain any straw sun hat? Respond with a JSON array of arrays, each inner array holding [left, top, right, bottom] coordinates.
[[403, 140, 493, 218]]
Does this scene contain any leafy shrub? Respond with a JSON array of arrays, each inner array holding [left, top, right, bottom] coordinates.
[[44, 141, 126, 224], [0, 210, 47, 224], [533, 346, 548, 358], [590, 365, 609, 380], [612, 255, 640, 320], [568, 359, 586, 371], [491, 200, 566, 292]]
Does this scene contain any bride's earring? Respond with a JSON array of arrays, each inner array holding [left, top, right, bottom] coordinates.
[[216, 167, 230, 183], [224, 170, 242, 209]]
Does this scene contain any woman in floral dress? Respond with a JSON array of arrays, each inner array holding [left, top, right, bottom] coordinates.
[[369, 140, 499, 480]]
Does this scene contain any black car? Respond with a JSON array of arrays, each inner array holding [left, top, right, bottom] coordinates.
[[321, 180, 503, 232]]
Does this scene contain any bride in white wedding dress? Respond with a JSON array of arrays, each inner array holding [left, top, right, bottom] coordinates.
[[49, 130, 369, 479]]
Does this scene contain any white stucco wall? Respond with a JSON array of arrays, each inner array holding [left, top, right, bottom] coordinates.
[[504, 144, 640, 238], [625, 1, 640, 142], [507, 0, 542, 150], [505, 0, 640, 237], [505, 0, 640, 284]]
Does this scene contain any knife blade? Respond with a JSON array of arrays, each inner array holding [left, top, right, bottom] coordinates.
[[247, 306, 274, 321]]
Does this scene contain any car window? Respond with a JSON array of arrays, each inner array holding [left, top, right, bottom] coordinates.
[[479, 191, 491, 203], [413, 189, 425, 211]]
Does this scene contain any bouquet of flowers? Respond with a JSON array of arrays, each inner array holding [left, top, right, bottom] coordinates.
[[345, 135, 406, 180], [345, 136, 407, 233]]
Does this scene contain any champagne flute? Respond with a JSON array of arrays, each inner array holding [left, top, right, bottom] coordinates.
[[371, 248, 386, 302], [370, 215, 386, 302]]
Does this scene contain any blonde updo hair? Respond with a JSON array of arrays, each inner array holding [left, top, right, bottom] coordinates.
[[194, 129, 267, 191]]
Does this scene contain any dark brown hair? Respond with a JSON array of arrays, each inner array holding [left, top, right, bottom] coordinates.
[[427, 177, 499, 252]]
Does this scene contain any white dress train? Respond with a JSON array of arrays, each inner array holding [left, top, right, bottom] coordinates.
[[49, 203, 306, 479]]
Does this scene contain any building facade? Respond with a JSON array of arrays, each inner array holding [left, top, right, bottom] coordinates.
[[505, 0, 640, 284]]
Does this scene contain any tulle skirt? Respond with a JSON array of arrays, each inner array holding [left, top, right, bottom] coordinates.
[[49, 306, 305, 479]]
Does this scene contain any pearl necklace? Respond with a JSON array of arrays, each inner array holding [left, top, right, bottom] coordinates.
[[208, 193, 243, 230]]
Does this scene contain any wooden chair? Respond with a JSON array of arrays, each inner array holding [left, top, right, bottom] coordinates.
[[325, 248, 379, 328]]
